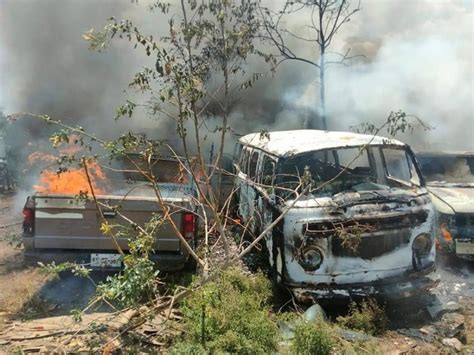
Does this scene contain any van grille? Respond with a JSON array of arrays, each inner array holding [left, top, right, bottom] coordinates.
[[304, 211, 427, 237], [331, 230, 410, 259], [303, 211, 427, 259]]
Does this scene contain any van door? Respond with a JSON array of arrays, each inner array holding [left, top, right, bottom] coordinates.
[[236, 148, 261, 232], [236, 147, 250, 222]]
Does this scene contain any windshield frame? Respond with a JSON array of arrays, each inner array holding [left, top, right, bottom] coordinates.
[[380, 146, 423, 188], [274, 144, 424, 199]]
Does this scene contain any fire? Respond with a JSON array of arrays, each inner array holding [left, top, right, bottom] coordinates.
[[27, 151, 56, 165], [34, 161, 107, 195], [28, 135, 108, 195]]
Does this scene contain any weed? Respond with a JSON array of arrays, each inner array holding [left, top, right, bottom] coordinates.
[[337, 298, 387, 336], [168, 341, 206, 354], [292, 320, 334, 355], [171, 267, 278, 354]]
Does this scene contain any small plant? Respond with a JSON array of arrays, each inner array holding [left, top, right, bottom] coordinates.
[[292, 320, 334, 355], [96, 256, 160, 308], [168, 341, 206, 355], [38, 261, 91, 280], [171, 267, 278, 354], [337, 298, 387, 336]]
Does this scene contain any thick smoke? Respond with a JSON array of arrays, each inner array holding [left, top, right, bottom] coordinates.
[[0, 0, 173, 144], [246, 0, 473, 152], [0, 0, 472, 156]]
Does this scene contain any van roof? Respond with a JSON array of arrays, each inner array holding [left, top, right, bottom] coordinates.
[[239, 130, 405, 157], [416, 151, 474, 157]]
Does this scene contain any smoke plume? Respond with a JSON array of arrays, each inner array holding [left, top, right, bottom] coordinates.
[[0, 0, 472, 156]]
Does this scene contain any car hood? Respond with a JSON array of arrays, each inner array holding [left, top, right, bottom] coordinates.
[[427, 185, 474, 213]]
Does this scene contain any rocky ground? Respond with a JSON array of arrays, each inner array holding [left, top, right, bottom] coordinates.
[[0, 192, 473, 353]]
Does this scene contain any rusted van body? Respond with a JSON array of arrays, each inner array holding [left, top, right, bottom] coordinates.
[[234, 130, 438, 301]]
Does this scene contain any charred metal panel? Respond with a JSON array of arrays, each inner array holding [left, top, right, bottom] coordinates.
[[303, 211, 428, 237]]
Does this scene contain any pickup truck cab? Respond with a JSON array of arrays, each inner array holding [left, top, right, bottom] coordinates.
[[417, 151, 474, 260], [22, 157, 197, 271], [234, 130, 438, 302]]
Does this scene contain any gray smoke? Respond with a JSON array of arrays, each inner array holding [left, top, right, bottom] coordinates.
[[250, 0, 474, 151], [0, 0, 472, 157], [0, 0, 170, 143]]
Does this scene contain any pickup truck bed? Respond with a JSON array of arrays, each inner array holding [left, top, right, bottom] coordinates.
[[23, 188, 195, 271]]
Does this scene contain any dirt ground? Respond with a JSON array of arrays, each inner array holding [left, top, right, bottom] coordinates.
[[0, 193, 49, 322], [0, 192, 473, 353]]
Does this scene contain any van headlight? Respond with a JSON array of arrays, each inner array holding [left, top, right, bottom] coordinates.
[[412, 233, 432, 256], [412, 233, 433, 271], [298, 247, 323, 271]]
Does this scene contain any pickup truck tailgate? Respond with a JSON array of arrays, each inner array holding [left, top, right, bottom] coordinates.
[[33, 195, 181, 251]]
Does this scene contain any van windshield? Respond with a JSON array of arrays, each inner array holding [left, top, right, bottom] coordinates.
[[418, 155, 474, 185], [275, 146, 419, 199]]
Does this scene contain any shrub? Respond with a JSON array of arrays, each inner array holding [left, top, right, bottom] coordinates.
[[174, 267, 278, 354], [337, 298, 387, 336], [292, 320, 334, 355], [168, 341, 206, 355], [96, 256, 160, 308]]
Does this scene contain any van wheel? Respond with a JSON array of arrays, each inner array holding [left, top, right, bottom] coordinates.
[[183, 257, 197, 272], [271, 267, 291, 310]]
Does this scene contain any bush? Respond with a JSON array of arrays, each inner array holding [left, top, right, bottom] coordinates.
[[172, 267, 278, 354], [168, 341, 206, 355], [292, 320, 334, 355], [337, 298, 387, 336], [96, 256, 160, 308]]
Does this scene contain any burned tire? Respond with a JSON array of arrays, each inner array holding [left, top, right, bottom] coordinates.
[[271, 267, 291, 310], [183, 257, 197, 272]]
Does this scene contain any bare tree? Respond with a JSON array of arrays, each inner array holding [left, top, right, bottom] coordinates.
[[261, 0, 361, 130]]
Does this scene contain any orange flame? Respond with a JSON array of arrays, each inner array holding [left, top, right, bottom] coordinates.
[[33, 161, 107, 195], [28, 135, 108, 195]]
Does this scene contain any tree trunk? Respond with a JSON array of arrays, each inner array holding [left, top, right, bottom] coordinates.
[[319, 47, 327, 130]]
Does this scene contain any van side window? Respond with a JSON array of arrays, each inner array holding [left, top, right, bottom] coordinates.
[[248, 151, 259, 180], [240, 148, 250, 174], [233, 143, 242, 163], [260, 155, 276, 185]]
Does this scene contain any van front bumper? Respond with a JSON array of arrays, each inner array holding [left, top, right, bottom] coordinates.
[[289, 265, 439, 303]]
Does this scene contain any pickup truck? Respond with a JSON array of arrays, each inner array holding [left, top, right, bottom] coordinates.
[[22, 157, 197, 271]]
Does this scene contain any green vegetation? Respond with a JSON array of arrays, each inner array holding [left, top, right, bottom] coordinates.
[[337, 298, 388, 336], [96, 256, 160, 308], [292, 320, 335, 355], [170, 267, 278, 354]]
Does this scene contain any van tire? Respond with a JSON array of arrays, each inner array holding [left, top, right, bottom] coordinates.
[[271, 268, 291, 310], [183, 257, 197, 272]]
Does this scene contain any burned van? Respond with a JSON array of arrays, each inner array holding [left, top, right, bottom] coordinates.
[[234, 130, 438, 302], [417, 151, 474, 260]]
